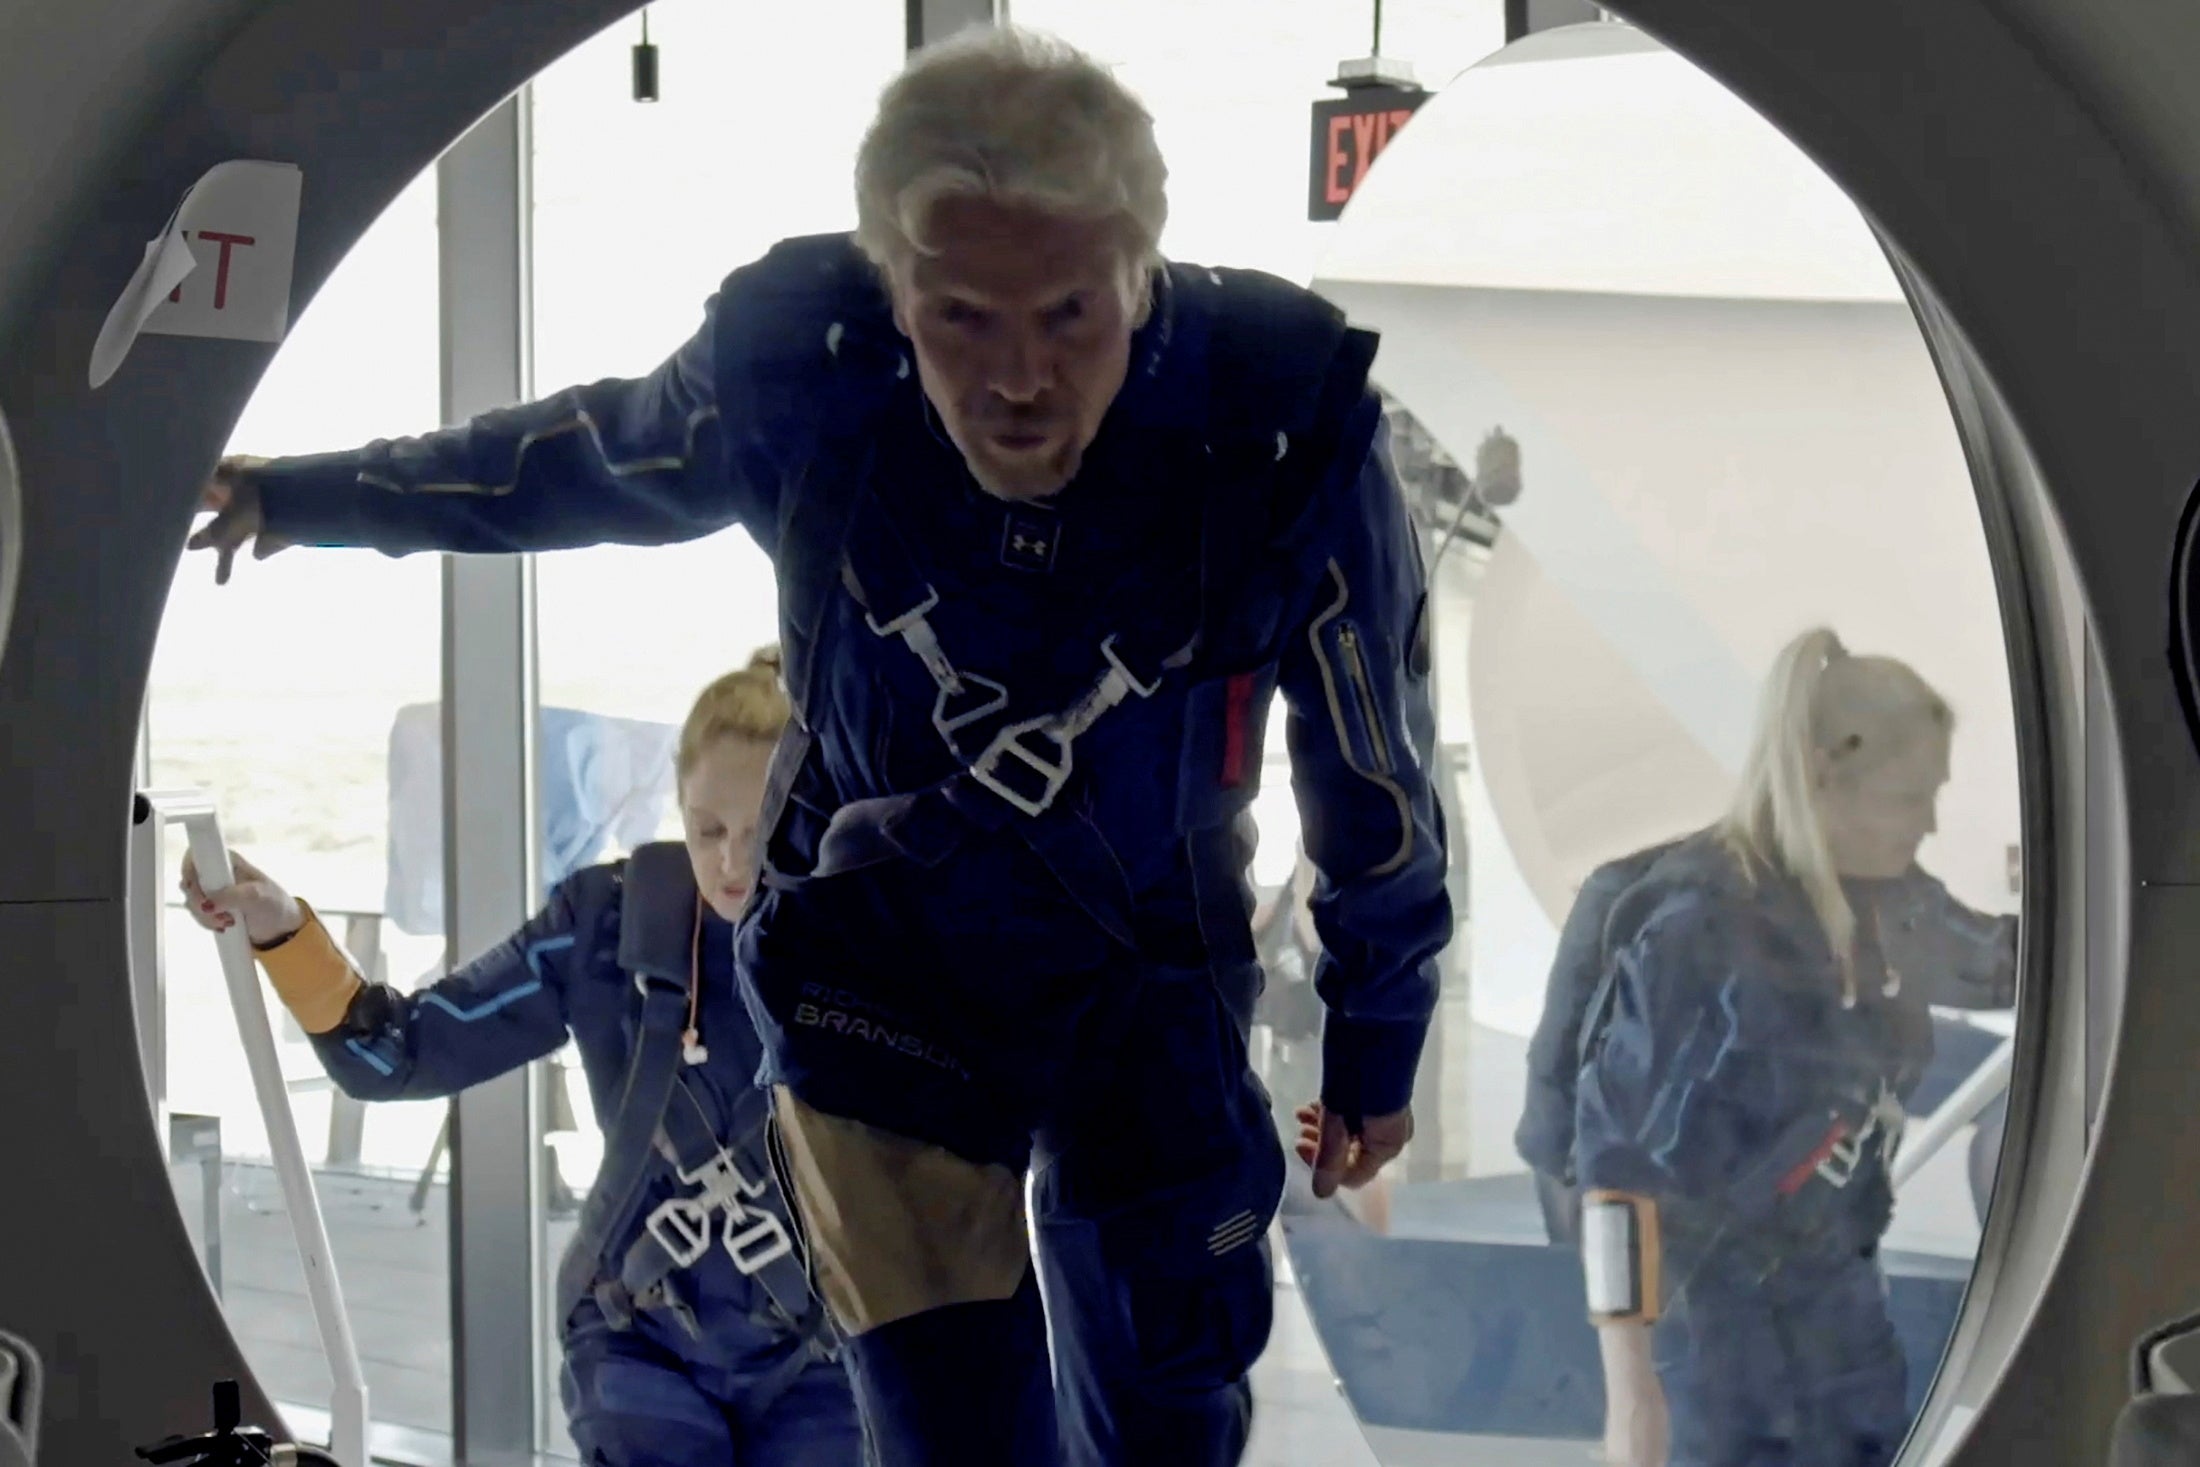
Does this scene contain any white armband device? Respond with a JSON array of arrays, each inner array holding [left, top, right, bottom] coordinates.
[[1582, 1189, 1662, 1324]]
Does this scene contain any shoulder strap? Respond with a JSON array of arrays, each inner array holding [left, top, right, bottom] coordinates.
[[1178, 266, 1379, 661], [1195, 264, 1369, 444], [713, 233, 906, 724], [551, 852, 694, 1328], [552, 985, 689, 1330], [714, 233, 900, 445], [615, 842, 699, 981]]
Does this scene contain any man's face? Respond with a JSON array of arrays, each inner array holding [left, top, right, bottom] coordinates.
[[891, 196, 1136, 502]]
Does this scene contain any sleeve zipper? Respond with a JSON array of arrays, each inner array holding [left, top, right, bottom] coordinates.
[[1306, 559, 1417, 876], [1337, 623, 1395, 776]]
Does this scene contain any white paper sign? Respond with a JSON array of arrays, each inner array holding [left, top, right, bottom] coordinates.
[[89, 160, 303, 388]]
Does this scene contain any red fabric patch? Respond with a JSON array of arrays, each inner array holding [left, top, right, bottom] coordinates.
[[1220, 673, 1256, 788], [1777, 1121, 1852, 1196]]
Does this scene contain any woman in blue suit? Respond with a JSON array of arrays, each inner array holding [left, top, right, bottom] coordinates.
[[1572, 628, 2002, 1467], [186, 650, 864, 1467]]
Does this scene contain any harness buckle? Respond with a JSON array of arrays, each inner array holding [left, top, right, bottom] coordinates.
[[865, 585, 942, 639], [646, 1147, 774, 1270], [1099, 635, 1163, 700], [933, 670, 1010, 742], [679, 1146, 771, 1203], [1816, 1115, 1874, 1189], [723, 1207, 796, 1277], [970, 717, 1074, 817], [644, 1197, 716, 1270]]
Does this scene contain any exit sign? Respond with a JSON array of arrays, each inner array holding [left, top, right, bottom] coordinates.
[[1309, 85, 1428, 221]]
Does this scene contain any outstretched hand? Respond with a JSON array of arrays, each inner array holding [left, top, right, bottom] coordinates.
[[1294, 1101, 1413, 1199], [187, 456, 289, 584], [181, 847, 304, 947]]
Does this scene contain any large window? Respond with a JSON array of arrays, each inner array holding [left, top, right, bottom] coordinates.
[[144, 171, 453, 1441], [523, 0, 903, 1450]]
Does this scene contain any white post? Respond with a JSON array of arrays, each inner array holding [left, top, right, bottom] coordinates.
[[170, 800, 369, 1467], [1892, 1035, 2015, 1191]]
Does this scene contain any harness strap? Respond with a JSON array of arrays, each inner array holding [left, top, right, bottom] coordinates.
[[552, 974, 690, 1331], [609, 1076, 824, 1342], [614, 843, 702, 982], [837, 423, 1283, 816], [722, 233, 905, 726], [816, 421, 1305, 954], [839, 484, 1198, 778], [732, 1327, 840, 1427], [561, 845, 828, 1350]]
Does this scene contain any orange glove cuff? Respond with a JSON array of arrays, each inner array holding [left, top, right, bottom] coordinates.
[[254, 900, 364, 1035]]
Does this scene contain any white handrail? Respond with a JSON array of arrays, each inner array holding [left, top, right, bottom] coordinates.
[[164, 798, 370, 1467], [1892, 1033, 2014, 1191]]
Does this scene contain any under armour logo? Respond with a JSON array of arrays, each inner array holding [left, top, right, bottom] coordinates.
[[1003, 508, 1060, 571], [1000, 508, 1062, 573]]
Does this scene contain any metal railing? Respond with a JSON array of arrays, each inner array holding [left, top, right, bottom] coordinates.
[[133, 790, 370, 1467], [1894, 1032, 2015, 1192]]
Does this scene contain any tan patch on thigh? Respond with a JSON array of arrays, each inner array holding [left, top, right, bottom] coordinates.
[[771, 1086, 1030, 1334]]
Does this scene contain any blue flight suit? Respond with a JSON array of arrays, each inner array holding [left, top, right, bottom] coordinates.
[[1518, 832, 2016, 1245], [1571, 833, 1980, 1467], [293, 844, 859, 1466], [250, 232, 1453, 1465]]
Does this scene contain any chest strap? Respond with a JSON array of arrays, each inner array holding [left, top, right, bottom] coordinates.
[[605, 1073, 824, 1346], [840, 427, 1286, 820], [841, 482, 1199, 814], [794, 434, 1287, 953]]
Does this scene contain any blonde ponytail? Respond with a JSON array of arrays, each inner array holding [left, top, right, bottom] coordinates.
[[1718, 627, 1955, 1004], [1720, 628, 1856, 995], [676, 646, 791, 783]]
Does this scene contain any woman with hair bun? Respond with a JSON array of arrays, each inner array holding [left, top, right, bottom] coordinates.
[[181, 649, 862, 1467], [1574, 627, 1998, 1467]]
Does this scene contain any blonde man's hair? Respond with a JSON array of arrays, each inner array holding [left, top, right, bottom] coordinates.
[[676, 646, 790, 783], [854, 25, 1169, 322], [1715, 627, 1954, 999]]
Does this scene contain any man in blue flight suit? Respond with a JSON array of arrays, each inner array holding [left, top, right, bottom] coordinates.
[[189, 26, 1452, 1466]]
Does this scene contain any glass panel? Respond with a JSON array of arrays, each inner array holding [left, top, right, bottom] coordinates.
[[1282, 24, 2022, 1467], [145, 170, 454, 1439], [523, 0, 904, 1452]]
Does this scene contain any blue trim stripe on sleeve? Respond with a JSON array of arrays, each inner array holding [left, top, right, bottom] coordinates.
[[344, 1039, 398, 1077], [418, 934, 573, 1023]]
